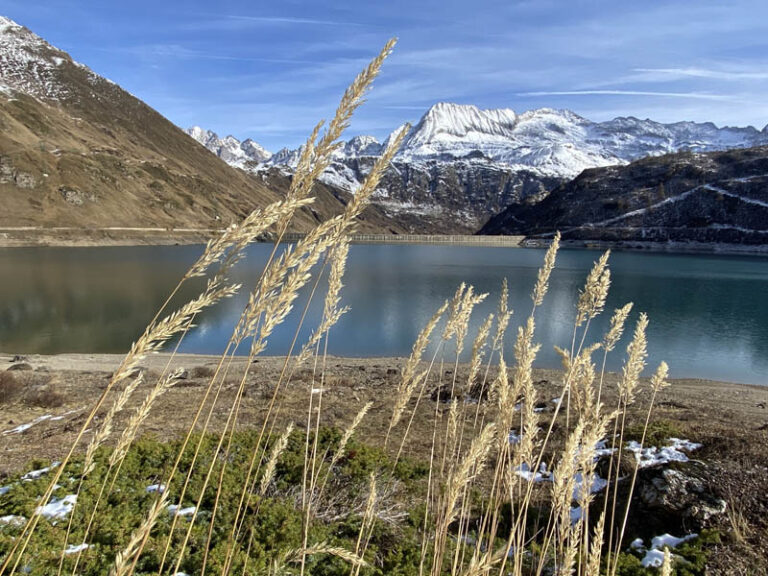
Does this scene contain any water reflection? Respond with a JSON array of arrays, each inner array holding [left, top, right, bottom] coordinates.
[[0, 245, 766, 385]]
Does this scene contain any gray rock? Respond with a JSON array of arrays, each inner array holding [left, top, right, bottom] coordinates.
[[7, 363, 33, 371], [14, 172, 36, 188], [638, 465, 727, 527]]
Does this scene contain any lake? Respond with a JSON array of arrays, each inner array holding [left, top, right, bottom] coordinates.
[[0, 243, 766, 385]]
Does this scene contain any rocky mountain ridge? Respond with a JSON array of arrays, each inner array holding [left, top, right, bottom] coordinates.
[[480, 145, 768, 246], [193, 103, 768, 232]]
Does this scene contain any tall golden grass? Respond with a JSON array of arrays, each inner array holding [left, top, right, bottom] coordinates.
[[0, 39, 673, 576]]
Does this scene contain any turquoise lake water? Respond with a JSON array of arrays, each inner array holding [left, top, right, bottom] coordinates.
[[1, 244, 766, 385]]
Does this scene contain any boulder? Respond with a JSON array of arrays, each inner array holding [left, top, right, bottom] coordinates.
[[637, 464, 727, 528], [7, 363, 32, 371]]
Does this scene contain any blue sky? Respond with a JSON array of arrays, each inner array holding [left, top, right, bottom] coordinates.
[[5, 0, 768, 150]]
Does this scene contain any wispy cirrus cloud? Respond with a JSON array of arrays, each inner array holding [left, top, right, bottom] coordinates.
[[10, 0, 767, 149], [178, 13, 371, 33], [517, 90, 737, 102], [223, 14, 368, 27], [94, 44, 317, 65], [635, 67, 768, 81]]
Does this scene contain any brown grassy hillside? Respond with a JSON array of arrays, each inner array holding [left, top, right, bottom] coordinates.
[[0, 17, 407, 235]]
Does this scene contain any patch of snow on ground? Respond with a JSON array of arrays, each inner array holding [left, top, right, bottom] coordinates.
[[0, 515, 26, 527], [641, 549, 666, 568], [50, 407, 83, 422], [3, 415, 53, 435], [168, 505, 196, 518], [626, 438, 702, 468], [515, 462, 552, 482], [146, 484, 166, 493], [573, 472, 608, 500], [633, 533, 698, 568], [0, 486, 10, 496], [36, 494, 76, 521], [64, 543, 89, 554], [651, 533, 698, 549], [22, 462, 60, 481], [569, 506, 584, 525], [593, 439, 616, 459]]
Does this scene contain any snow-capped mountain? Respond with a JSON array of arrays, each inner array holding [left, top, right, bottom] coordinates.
[[215, 103, 766, 231], [0, 15, 102, 100], [253, 103, 768, 182], [189, 108, 768, 233], [186, 127, 272, 169]]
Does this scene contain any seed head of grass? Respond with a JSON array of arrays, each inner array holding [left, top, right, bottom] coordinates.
[[602, 303, 633, 352], [576, 250, 611, 327], [650, 361, 670, 393], [619, 313, 649, 404], [532, 231, 560, 307]]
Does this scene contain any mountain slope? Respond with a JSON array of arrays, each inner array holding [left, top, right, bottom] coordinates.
[[0, 15, 405, 236], [480, 146, 768, 246]]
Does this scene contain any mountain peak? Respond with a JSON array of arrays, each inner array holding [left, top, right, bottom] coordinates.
[[341, 135, 381, 157], [185, 126, 272, 167], [409, 102, 518, 145], [0, 15, 21, 31]]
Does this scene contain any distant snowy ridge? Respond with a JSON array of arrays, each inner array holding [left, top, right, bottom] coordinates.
[[192, 103, 768, 194], [186, 126, 272, 169], [395, 103, 768, 176]]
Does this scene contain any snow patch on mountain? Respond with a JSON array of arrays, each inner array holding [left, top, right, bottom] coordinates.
[[0, 14, 115, 102], [0, 15, 69, 100]]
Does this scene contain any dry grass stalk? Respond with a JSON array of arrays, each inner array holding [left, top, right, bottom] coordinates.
[[585, 511, 606, 576], [575, 251, 611, 328], [315, 401, 373, 502], [295, 239, 351, 367], [273, 542, 367, 575], [532, 232, 561, 308], [431, 423, 496, 576], [619, 313, 649, 404], [109, 368, 186, 468], [259, 423, 295, 496], [108, 492, 168, 576], [468, 313, 494, 391], [351, 473, 378, 576], [442, 283, 467, 342], [386, 301, 448, 440], [661, 548, 673, 576], [493, 278, 512, 351], [83, 372, 144, 476], [603, 303, 634, 353]]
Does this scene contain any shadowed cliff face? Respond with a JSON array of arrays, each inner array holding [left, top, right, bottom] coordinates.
[[480, 146, 768, 245]]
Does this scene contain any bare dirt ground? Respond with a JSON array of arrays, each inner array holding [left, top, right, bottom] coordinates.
[[0, 228, 218, 247], [1, 353, 767, 572]]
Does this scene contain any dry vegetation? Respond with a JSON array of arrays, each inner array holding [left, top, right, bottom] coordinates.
[[1, 40, 766, 576]]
